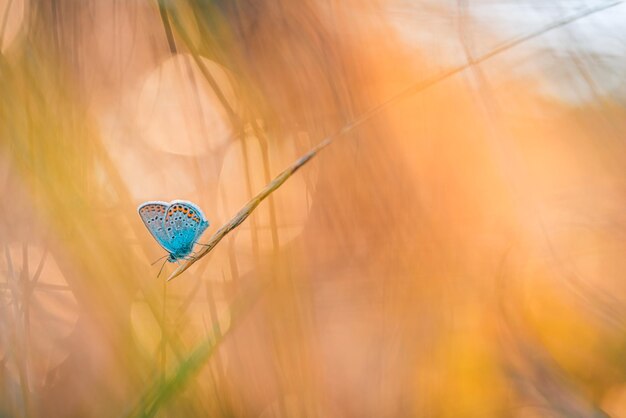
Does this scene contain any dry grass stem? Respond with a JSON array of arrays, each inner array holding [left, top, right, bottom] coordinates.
[[167, 0, 621, 282]]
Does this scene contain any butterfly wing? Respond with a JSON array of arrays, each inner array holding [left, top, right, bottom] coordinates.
[[163, 200, 210, 256], [137, 201, 177, 253]]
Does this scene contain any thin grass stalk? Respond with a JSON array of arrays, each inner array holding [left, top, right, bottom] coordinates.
[[125, 278, 266, 418], [164, 3, 241, 129], [157, 0, 177, 54], [167, 0, 623, 282], [167, 137, 330, 281], [4, 247, 30, 417], [203, 280, 229, 416]]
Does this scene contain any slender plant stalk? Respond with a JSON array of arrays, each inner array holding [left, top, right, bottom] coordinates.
[[126, 278, 265, 418], [167, 137, 331, 281], [167, 0, 622, 282]]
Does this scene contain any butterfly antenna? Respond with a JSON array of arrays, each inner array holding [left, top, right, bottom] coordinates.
[[151, 254, 169, 266], [157, 258, 168, 278]]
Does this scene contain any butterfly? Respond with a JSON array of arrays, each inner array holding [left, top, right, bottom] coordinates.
[[137, 200, 210, 264]]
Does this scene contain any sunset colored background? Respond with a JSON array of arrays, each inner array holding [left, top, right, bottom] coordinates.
[[2, 1, 626, 417]]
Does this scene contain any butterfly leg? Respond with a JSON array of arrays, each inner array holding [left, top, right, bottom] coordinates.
[[156, 258, 168, 278], [151, 254, 169, 266]]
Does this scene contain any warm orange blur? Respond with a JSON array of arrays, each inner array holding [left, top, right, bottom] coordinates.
[[2, 0, 626, 417]]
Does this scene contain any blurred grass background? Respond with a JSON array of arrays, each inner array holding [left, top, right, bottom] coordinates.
[[1, 0, 626, 417]]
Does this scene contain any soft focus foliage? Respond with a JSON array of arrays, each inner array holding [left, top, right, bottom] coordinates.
[[1, 0, 626, 417]]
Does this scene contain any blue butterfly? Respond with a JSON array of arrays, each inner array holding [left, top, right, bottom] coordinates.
[[137, 200, 209, 263]]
